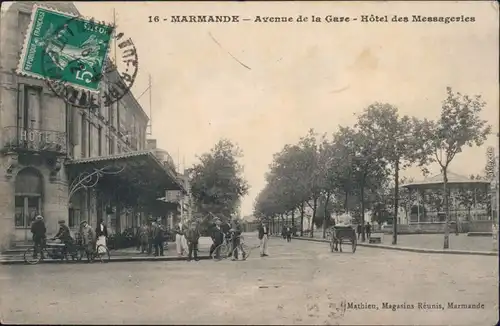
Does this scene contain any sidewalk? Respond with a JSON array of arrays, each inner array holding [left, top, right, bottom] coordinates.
[[0, 237, 214, 265], [291, 233, 498, 256]]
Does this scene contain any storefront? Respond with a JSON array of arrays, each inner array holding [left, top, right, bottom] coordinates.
[[64, 150, 185, 235]]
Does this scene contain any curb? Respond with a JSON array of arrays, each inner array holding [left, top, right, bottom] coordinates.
[[0, 255, 212, 265], [291, 237, 498, 257]]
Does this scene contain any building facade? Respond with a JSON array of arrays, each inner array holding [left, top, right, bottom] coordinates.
[[0, 2, 183, 249]]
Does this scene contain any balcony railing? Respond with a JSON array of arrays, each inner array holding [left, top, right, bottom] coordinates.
[[2, 126, 67, 155]]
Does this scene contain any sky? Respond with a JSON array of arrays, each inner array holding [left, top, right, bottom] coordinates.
[[3, 1, 499, 216]]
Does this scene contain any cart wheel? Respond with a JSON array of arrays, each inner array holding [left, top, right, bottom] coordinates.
[[352, 237, 357, 254]]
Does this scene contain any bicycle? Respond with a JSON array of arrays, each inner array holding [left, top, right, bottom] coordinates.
[[232, 235, 261, 260], [24, 239, 78, 265], [211, 235, 233, 260], [76, 242, 110, 263]]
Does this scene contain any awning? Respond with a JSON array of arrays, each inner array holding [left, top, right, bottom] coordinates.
[[65, 150, 187, 196]]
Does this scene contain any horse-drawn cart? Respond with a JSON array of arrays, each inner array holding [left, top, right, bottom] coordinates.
[[329, 225, 357, 253]]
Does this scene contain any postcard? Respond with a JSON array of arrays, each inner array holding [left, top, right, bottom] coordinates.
[[0, 1, 498, 325]]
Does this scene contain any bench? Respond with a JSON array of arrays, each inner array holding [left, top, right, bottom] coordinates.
[[369, 236, 382, 244]]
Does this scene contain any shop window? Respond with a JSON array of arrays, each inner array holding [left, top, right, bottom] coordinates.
[[69, 208, 81, 228]]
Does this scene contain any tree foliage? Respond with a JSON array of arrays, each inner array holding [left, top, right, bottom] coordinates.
[[189, 139, 249, 222], [419, 87, 491, 248], [254, 87, 492, 247]]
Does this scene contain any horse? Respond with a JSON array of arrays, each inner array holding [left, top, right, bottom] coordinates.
[[330, 225, 357, 253]]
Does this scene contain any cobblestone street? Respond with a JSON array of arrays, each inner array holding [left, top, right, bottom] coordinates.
[[1, 234, 498, 325]]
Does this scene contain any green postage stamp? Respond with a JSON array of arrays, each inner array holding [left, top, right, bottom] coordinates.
[[16, 5, 113, 92]]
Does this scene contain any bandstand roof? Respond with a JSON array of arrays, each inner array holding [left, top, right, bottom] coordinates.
[[402, 171, 490, 189]]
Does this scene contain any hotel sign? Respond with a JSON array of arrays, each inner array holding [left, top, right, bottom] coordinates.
[[2, 127, 67, 154]]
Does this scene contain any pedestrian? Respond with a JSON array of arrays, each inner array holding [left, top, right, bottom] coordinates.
[[80, 221, 96, 261], [258, 220, 269, 257], [230, 219, 246, 261], [30, 215, 46, 259], [185, 221, 201, 261], [95, 218, 108, 253], [356, 223, 362, 240], [286, 225, 292, 242], [52, 219, 74, 257], [209, 219, 224, 260], [365, 222, 372, 241], [175, 221, 187, 256], [152, 218, 164, 256], [281, 225, 286, 240], [137, 222, 149, 253]]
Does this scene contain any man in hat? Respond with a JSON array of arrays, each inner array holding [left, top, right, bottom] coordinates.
[[209, 218, 224, 259], [80, 221, 96, 260], [52, 219, 74, 256], [152, 218, 165, 256], [30, 215, 46, 259], [185, 220, 201, 261], [258, 219, 269, 257], [230, 219, 246, 261]]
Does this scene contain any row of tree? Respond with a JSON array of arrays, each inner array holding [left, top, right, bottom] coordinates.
[[254, 87, 492, 248]]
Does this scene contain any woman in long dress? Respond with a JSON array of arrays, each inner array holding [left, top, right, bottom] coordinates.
[[95, 219, 108, 253]]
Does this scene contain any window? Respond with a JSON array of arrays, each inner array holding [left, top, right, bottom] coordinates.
[[116, 102, 121, 132], [15, 168, 43, 228], [108, 100, 115, 128], [66, 103, 74, 156], [81, 114, 87, 157], [69, 208, 81, 228], [108, 136, 115, 155], [88, 123, 93, 157], [18, 12, 31, 51], [17, 85, 42, 132], [98, 126, 102, 156]]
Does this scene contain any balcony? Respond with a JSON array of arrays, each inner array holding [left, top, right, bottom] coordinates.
[[2, 126, 67, 155]]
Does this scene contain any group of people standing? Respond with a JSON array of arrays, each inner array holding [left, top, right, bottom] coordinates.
[[356, 222, 372, 240], [208, 217, 246, 261], [281, 225, 296, 242], [30, 215, 108, 259], [136, 218, 167, 256]]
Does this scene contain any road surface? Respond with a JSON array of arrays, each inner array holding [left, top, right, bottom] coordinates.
[[1, 234, 497, 325]]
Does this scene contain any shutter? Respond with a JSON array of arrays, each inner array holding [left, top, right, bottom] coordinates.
[[26, 87, 41, 130], [17, 84, 25, 128]]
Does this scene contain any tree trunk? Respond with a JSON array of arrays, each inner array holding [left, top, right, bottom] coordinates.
[[291, 209, 295, 227], [310, 197, 318, 238], [443, 167, 450, 249], [392, 160, 399, 245], [323, 192, 331, 239], [361, 185, 366, 242], [300, 202, 305, 236]]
